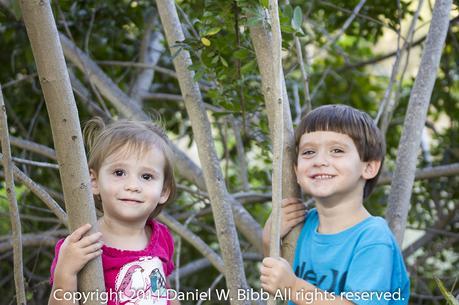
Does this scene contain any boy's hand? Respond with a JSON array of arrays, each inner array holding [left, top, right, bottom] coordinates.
[[55, 223, 103, 277], [260, 257, 297, 296], [263, 198, 307, 248]]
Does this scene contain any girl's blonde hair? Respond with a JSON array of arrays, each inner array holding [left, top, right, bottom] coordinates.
[[83, 117, 176, 218]]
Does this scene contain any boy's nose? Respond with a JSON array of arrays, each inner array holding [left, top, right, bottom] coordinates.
[[313, 153, 329, 167]]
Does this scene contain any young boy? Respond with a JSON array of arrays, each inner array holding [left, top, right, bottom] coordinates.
[[261, 105, 410, 305]]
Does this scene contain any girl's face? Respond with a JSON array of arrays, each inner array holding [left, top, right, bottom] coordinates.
[[90, 144, 170, 224]]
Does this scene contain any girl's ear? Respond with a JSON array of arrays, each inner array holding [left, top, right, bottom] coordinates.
[[90, 169, 100, 195], [158, 186, 171, 205], [362, 160, 382, 180]]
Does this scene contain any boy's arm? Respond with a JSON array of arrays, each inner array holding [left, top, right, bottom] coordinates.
[[263, 198, 307, 256], [261, 257, 354, 305]]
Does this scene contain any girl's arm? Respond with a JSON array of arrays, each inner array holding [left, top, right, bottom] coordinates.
[[48, 224, 103, 305]]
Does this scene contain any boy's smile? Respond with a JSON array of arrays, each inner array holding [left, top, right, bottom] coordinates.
[[295, 131, 376, 204]]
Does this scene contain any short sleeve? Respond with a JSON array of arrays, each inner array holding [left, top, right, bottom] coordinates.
[[155, 222, 175, 276], [49, 238, 65, 286], [163, 228, 175, 276], [343, 244, 394, 305]]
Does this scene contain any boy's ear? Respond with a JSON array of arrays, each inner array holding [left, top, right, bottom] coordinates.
[[158, 186, 171, 205], [362, 160, 382, 180], [90, 169, 100, 195]]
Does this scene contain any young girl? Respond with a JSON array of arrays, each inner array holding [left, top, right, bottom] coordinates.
[[49, 118, 178, 305]]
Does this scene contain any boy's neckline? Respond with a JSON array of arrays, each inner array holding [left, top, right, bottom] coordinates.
[[315, 204, 371, 234]]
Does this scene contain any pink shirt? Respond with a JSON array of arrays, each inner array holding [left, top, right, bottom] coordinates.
[[50, 220, 174, 305]]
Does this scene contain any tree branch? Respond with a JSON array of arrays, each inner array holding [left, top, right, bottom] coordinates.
[[385, 0, 453, 245], [0, 85, 27, 305], [130, 13, 165, 105], [156, 0, 250, 302]]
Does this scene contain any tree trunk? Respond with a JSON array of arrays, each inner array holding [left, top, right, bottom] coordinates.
[[19, 1, 105, 303], [386, 0, 452, 245], [249, 11, 302, 265], [155, 0, 250, 303]]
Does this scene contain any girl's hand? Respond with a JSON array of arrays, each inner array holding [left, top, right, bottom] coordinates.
[[263, 198, 307, 246], [260, 257, 297, 296], [55, 223, 103, 277]]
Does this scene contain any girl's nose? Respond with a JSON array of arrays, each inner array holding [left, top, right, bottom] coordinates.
[[124, 178, 141, 192]]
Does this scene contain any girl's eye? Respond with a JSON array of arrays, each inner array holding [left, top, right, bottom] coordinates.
[[113, 169, 125, 176], [142, 174, 154, 181]]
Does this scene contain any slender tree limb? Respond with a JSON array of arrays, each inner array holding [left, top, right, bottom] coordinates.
[[11, 157, 59, 169], [230, 117, 250, 191], [156, 0, 250, 302], [130, 13, 165, 105], [170, 252, 262, 281], [315, 0, 367, 59], [97, 60, 178, 79], [377, 0, 425, 132], [142, 92, 183, 102], [9, 136, 56, 160], [403, 208, 456, 257], [267, 0, 284, 271], [378, 162, 459, 185], [386, 0, 453, 245], [19, 1, 105, 300], [0, 230, 67, 253], [0, 86, 27, 305], [68, 69, 111, 120], [158, 212, 225, 273], [249, 9, 301, 265]]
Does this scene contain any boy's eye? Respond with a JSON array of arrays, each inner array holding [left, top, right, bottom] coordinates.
[[113, 169, 126, 176], [141, 173, 154, 181], [302, 150, 315, 155], [331, 148, 344, 153]]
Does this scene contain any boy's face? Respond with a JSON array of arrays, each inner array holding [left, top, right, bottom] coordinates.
[[295, 131, 380, 203]]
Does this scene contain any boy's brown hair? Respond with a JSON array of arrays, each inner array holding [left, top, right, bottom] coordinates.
[[83, 117, 176, 218], [294, 104, 385, 199]]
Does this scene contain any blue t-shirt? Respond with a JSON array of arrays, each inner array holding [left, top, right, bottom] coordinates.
[[290, 208, 410, 305]]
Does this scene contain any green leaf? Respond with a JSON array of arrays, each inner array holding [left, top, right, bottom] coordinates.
[[260, 0, 269, 9], [292, 6, 303, 33], [435, 278, 459, 305], [202, 27, 221, 36], [220, 56, 228, 68], [283, 4, 293, 19], [233, 49, 250, 60], [193, 68, 205, 82], [211, 56, 220, 64], [241, 60, 257, 74]]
